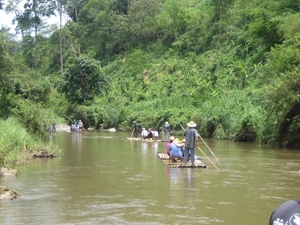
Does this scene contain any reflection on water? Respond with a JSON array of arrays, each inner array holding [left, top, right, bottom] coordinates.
[[167, 167, 183, 188], [1, 131, 300, 225], [71, 133, 82, 151], [152, 141, 158, 152], [140, 141, 159, 152], [141, 141, 148, 152], [166, 167, 196, 201]]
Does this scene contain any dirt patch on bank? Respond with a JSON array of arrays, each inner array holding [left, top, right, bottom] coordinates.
[[0, 167, 17, 177]]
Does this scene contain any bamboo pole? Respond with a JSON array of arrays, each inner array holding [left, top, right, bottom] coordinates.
[[64, 114, 73, 123], [130, 129, 134, 138], [198, 135, 218, 160], [197, 146, 220, 171]]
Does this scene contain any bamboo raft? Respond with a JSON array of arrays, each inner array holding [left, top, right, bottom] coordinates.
[[126, 137, 163, 142], [157, 152, 208, 168]]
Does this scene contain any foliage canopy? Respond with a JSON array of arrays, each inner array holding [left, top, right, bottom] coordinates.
[[2, 0, 300, 148]]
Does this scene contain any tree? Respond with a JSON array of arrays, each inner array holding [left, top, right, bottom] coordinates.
[[210, 0, 234, 21], [15, 0, 56, 78], [110, 0, 129, 14], [0, 31, 14, 117], [109, 0, 161, 52], [57, 0, 64, 72], [65, 0, 87, 22], [59, 55, 109, 104], [55, 0, 68, 73]]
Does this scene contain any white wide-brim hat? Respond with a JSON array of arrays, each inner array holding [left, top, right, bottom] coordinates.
[[187, 121, 197, 127]]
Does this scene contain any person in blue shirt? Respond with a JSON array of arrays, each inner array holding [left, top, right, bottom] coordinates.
[[73, 120, 78, 132], [170, 138, 183, 159]]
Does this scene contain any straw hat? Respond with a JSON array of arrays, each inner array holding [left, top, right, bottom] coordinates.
[[169, 136, 175, 141], [187, 121, 197, 127], [165, 121, 169, 125], [174, 138, 182, 146]]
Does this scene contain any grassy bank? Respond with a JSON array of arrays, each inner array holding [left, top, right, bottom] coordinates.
[[0, 117, 60, 169]]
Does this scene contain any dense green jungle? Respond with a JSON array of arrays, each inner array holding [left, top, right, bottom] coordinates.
[[1, 0, 300, 168]]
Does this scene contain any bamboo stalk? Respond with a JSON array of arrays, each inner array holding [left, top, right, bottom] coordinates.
[[197, 146, 220, 171], [198, 135, 218, 160], [130, 129, 134, 138]]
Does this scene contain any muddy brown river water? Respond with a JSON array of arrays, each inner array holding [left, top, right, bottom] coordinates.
[[1, 131, 300, 225]]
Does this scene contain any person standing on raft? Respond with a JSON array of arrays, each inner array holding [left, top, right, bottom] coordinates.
[[163, 121, 170, 142], [133, 121, 139, 138], [182, 121, 199, 167]]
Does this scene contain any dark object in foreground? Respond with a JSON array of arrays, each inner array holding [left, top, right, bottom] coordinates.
[[269, 199, 300, 225]]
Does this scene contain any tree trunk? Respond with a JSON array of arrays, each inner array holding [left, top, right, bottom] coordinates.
[[34, 21, 38, 79], [59, 3, 63, 73]]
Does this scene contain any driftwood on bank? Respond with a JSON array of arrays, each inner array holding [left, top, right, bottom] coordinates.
[[31, 150, 54, 158]]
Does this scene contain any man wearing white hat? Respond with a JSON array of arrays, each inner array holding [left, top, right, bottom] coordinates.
[[182, 121, 199, 166], [163, 121, 170, 142]]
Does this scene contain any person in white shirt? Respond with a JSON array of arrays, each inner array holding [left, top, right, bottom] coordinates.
[[141, 128, 148, 139]]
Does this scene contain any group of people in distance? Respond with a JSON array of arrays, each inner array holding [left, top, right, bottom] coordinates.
[[166, 120, 200, 166], [70, 119, 84, 132], [133, 120, 199, 166], [141, 127, 159, 140], [132, 121, 159, 140], [48, 121, 56, 133]]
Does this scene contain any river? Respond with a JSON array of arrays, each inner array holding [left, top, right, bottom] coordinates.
[[1, 131, 300, 225]]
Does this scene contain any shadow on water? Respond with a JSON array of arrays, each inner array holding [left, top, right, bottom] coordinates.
[[1, 131, 300, 225]]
